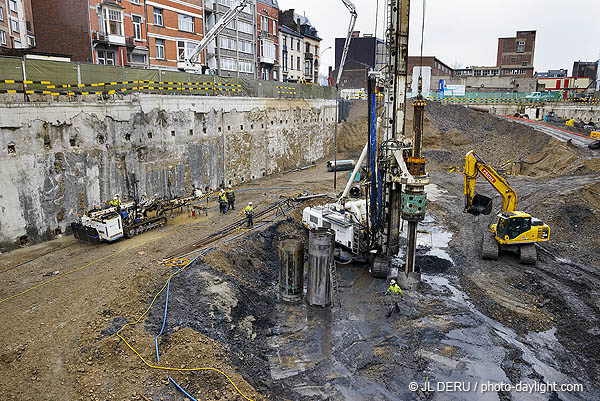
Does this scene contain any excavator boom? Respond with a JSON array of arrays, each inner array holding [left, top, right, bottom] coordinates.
[[464, 150, 517, 215]]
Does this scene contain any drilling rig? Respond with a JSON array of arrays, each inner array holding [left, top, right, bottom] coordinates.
[[303, 0, 429, 289]]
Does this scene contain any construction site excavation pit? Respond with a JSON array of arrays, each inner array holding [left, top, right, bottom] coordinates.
[[1, 102, 600, 401]]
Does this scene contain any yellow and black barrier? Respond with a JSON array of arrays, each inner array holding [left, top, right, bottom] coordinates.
[[276, 85, 297, 95], [0, 78, 244, 97]]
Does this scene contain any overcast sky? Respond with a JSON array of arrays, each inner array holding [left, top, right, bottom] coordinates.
[[277, 0, 600, 75]]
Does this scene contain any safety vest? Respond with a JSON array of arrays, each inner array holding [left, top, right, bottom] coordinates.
[[245, 205, 253, 214], [219, 192, 227, 202], [388, 283, 402, 295]]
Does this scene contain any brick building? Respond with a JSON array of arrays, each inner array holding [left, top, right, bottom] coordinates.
[[146, 0, 204, 70], [0, 0, 35, 51], [203, 0, 257, 79], [497, 30, 536, 77], [279, 23, 303, 82], [257, 0, 278, 80], [31, 0, 203, 69], [407, 56, 452, 77]]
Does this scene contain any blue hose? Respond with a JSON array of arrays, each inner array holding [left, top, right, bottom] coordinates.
[[153, 199, 299, 399], [169, 377, 200, 401]]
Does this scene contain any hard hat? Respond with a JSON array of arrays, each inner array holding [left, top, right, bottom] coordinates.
[[220, 189, 225, 192], [114, 194, 119, 199], [249, 202, 253, 205], [390, 279, 396, 285], [228, 185, 232, 189]]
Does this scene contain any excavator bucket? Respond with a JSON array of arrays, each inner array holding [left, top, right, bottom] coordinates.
[[467, 194, 493, 216]]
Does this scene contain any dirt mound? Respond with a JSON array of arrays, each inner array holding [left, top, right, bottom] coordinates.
[[337, 100, 591, 178], [519, 138, 585, 176], [337, 120, 367, 153], [530, 181, 600, 266]]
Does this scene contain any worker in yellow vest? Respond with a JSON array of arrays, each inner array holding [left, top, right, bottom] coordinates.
[[218, 189, 228, 214], [226, 185, 236, 210], [244, 202, 253, 228], [387, 279, 402, 295]]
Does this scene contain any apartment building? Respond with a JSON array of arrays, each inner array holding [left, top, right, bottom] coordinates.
[[31, 0, 202, 69], [146, 0, 204, 70], [279, 23, 303, 82], [256, 0, 278, 81], [497, 30, 536, 77], [0, 0, 35, 50], [279, 9, 321, 83], [203, 0, 257, 79]]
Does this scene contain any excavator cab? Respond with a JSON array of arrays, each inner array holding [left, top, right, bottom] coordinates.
[[467, 193, 493, 216]]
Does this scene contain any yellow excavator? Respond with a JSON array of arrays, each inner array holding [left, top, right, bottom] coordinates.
[[464, 150, 550, 264]]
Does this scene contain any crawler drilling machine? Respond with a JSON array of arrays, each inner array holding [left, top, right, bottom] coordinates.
[[303, 0, 428, 287]]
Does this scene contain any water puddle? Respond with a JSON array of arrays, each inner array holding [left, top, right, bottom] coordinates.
[[422, 274, 583, 401]]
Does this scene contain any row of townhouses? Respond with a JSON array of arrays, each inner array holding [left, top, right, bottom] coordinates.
[[0, 0, 322, 83]]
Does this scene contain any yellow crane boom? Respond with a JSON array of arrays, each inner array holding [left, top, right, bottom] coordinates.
[[464, 150, 517, 215]]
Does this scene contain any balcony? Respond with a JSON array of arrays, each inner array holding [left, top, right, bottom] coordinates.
[[305, 52, 314, 60], [259, 55, 275, 65], [93, 31, 126, 46]]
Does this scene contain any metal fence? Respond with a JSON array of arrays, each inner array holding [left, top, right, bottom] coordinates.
[[0, 56, 335, 101]]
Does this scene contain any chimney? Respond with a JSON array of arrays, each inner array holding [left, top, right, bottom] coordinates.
[[351, 31, 360, 38], [296, 17, 301, 33]]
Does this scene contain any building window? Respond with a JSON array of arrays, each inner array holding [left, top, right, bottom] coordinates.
[[221, 57, 237, 71], [238, 40, 252, 53], [97, 50, 115, 65], [226, 19, 236, 30], [178, 14, 194, 32], [305, 60, 312, 76], [297, 39, 300, 51], [9, 0, 16, 12], [238, 20, 253, 34], [261, 16, 268, 32], [261, 67, 269, 80], [132, 15, 142, 40], [516, 40, 525, 53], [0, 31, 6, 46], [219, 36, 236, 50], [272, 20, 276, 34], [155, 38, 165, 59], [131, 0, 140, 4], [261, 40, 275, 59], [131, 53, 146, 64], [297, 56, 300, 70], [0, 7, 4, 22], [10, 18, 19, 33], [105, 8, 123, 36], [239, 60, 254, 73], [283, 36, 287, 49], [282, 55, 287, 72], [218, 0, 233, 6], [153, 8, 163, 26], [177, 40, 198, 61], [305, 42, 310, 53], [27, 35, 34, 47]]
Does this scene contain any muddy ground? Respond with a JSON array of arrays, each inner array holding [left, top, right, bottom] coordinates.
[[1, 102, 599, 401]]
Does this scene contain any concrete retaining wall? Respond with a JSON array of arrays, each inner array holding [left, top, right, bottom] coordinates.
[[463, 103, 600, 122], [0, 95, 336, 251]]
